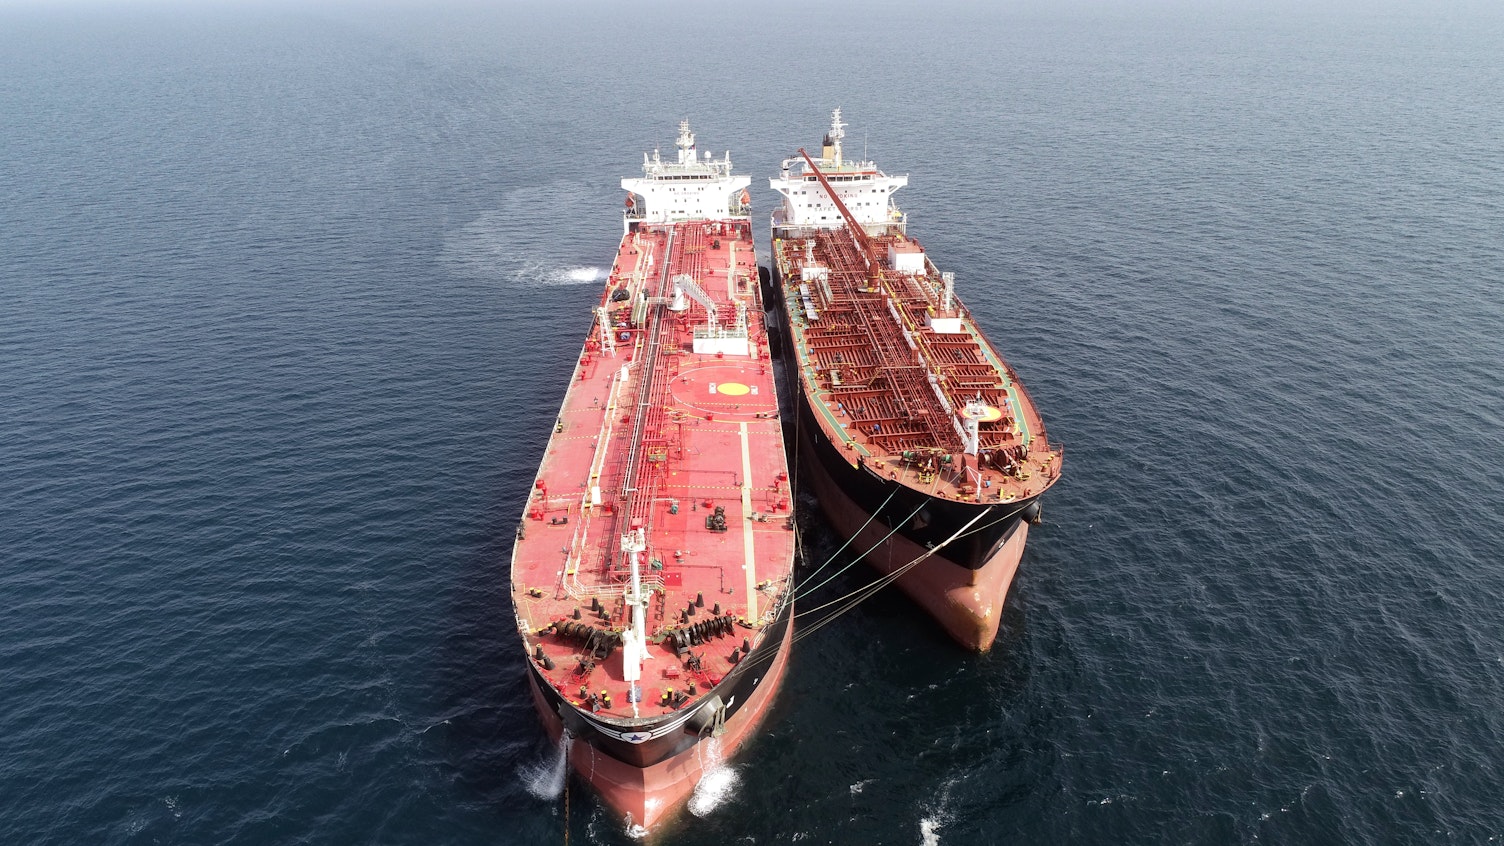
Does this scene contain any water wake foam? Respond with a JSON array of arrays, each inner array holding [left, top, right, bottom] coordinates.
[[688, 736, 740, 817], [564, 266, 603, 283], [509, 261, 604, 285], [918, 775, 961, 845], [439, 182, 617, 287], [521, 730, 572, 800]]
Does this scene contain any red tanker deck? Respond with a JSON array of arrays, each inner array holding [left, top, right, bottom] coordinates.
[[510, 192, 795, 833]]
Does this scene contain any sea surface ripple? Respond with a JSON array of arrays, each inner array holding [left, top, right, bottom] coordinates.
[[2, 2, 1501, 844]]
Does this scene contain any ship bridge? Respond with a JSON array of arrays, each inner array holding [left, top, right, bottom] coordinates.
[[769, 108, 907, 232], [622, 120, 751, 225]]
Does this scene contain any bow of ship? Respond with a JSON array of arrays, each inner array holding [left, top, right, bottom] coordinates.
[[510, 121, 796, 836]]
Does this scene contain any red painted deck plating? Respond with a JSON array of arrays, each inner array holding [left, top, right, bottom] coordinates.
[[510, 214, 795, 834]]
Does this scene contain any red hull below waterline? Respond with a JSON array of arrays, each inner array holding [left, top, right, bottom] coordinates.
[[802, 434, 1029, 651], [528, 619, 793, 834], [767, 110, 1060, 649]]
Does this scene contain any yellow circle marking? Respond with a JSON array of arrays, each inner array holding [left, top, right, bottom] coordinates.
[[717, 382, 750, 396], [978, 405, 1004, 422]]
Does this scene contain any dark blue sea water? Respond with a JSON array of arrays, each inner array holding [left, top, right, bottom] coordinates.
[[4, 2, 1503, 843]]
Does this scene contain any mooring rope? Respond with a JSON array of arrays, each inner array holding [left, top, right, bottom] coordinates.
[[730, 503, 999, 675], [950, 498, 1034, 542], [788, 505, 996, 646], [793, 497, 926, 603], [795, 484, 902, 588]]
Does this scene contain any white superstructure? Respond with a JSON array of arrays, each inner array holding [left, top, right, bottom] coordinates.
[[621, 120, 751, 226], [769, 108, 908, 233]]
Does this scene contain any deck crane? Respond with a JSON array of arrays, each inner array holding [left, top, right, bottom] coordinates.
[[797, 148, 882, 284]]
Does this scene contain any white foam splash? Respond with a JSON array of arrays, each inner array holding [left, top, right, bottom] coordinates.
[[918, 775, 961, 845], [688, 765, 740, 817], [920, 816, 943, 846], [503, 258, 604, 287], [439, 182, 618, 287], [687, 736, 740, 817], [565, 266, 603, 283], [521, 730, 572, 800]]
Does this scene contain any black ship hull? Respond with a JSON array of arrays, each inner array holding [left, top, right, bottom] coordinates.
[[524, 591, 793, 832], [764, 262, 1038, 649]]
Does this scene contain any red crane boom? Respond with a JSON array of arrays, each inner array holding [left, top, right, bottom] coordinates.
[[798, 148, 880, 283]]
